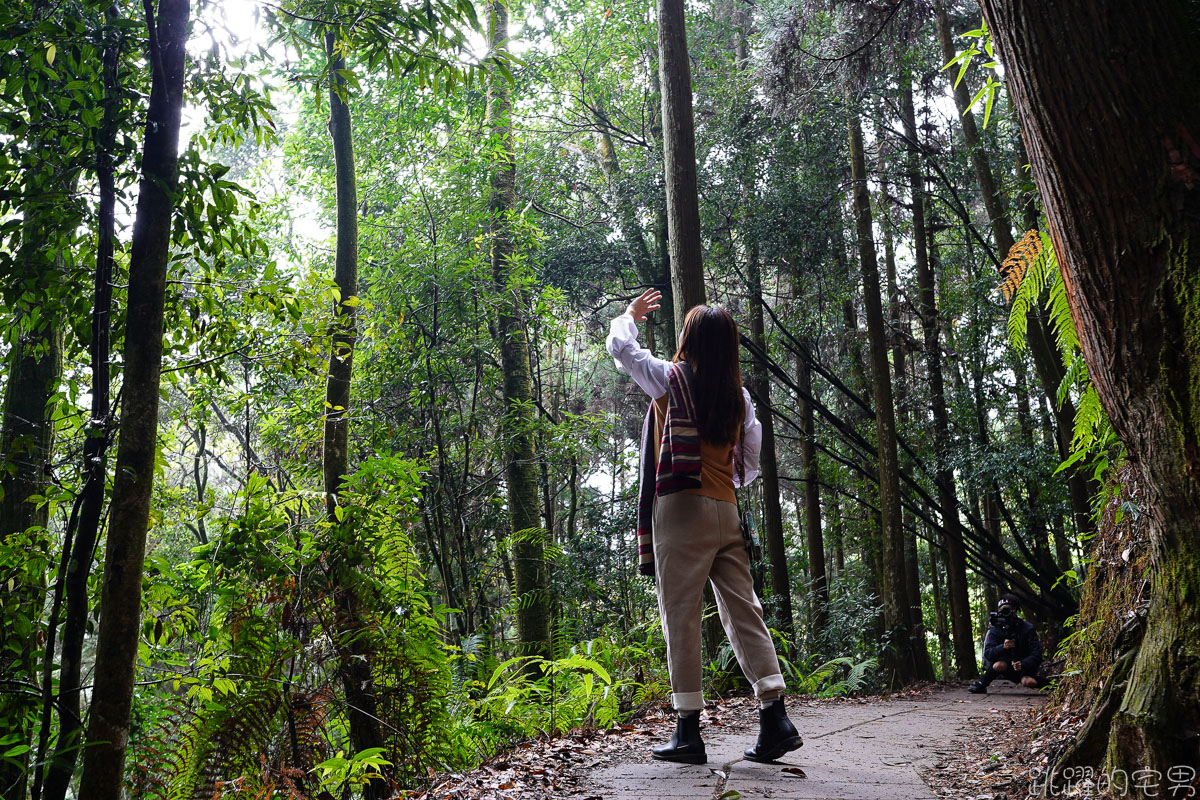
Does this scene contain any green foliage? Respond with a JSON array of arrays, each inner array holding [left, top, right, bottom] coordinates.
[[1004, 231, 1124, 490], [941, 18, 1004, 127], [312, 748, 393, 797], [780, 654, 879, 698]]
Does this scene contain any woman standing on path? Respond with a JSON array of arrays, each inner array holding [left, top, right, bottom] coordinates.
[[606, 288, 803, 765]]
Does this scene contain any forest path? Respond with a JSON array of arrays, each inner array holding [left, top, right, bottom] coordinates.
[[590, 685, 1045, 799]]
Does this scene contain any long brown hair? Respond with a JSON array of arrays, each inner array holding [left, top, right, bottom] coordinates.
[[673, 305, 745, 446]]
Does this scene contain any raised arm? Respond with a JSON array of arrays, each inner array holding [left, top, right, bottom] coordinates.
[[735, 388, 763, 487], [605, 289, 672, 399]]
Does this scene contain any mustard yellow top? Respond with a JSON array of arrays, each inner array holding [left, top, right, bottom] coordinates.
[[653, 394, 737, 504]]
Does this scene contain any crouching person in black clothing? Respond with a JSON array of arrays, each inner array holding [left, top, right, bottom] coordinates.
[[968, 594, 1043, 694]]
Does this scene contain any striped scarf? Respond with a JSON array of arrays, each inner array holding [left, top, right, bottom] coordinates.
[[635, 362, 702, 577]]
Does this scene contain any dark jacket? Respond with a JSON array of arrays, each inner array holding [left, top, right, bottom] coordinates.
[[983, 617, 1042, 671]]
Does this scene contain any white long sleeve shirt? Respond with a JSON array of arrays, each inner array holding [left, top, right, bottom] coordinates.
[[605, 313, 762, 487]]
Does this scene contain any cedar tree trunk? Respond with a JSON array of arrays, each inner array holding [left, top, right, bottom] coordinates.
[[980, 0, 1200, 773]]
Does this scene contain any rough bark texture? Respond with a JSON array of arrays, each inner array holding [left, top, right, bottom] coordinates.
[[656, 0, 706, 332], [901, 89, 976, 679], [77, 1, 189, 796], [489, 1, 550, 661], [847, 110, 921, 687], [322, 33, 389, 797], [980, 0, 1200, 774]]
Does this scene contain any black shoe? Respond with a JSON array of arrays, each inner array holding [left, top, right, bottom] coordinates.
[[967, 681, 988, 694], [743, 699, 803, 763], [652, 712, 706, 764]]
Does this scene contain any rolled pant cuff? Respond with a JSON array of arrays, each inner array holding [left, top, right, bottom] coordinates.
[[671, 691, 704, 711], [752, 673, 786, 700]]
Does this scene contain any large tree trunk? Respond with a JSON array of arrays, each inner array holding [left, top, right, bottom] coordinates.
[[488, 1, 549, 661], [42, 13, 122, 799], [656, 0, 706, 332], [321, 33, 389, 797], [900, 88, 977, 679], [980, 0, 1200, 774], [847, 109, 922, 687], [77, 2, 190, 797]]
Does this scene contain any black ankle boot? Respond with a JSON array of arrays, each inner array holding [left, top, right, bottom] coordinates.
[[652, 712, 706, 764], [743, 699, 803, 763]]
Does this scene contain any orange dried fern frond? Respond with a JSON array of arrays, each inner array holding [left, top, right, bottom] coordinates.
[[999, 229, 1043, 300]]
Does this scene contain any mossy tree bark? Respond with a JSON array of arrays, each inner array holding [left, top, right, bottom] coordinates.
[[980, 0, 1200, 772], [77, 1, 190, 796], [847, 108, 924, 687], [321, 33, 389, 798], [488, 1, 550, 662]]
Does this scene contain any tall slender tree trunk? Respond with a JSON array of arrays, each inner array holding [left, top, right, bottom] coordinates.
[[647, 66, 678, 351], [847, 108, 920, 687], [877, 133, 933, 680], [320, 33, 389, 797], [488, 1, 549, 661], [595, 124, 661, 355], [656, 0, 706, 330], [43, 13, 122, 799], [77, 2, 190, 797], [748, 252, 794, 640], [900, 89, 977, 679], [981, 0, 1200, 774], [795, 337, 827, 638]]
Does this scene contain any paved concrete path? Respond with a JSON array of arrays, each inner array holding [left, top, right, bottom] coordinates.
[[592, 686, 1044, 799]]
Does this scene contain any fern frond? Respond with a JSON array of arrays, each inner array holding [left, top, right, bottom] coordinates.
[[1057, 353, 1088, 408], [1047, 280, 1076, 353], [999, 229, 1043, 300], [1008, 292, 1031, 350], [1073, 385, 1105, 451], [1004, 231, 1054, 350]]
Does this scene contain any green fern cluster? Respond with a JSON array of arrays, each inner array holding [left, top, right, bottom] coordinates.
[[1003, 231, 1122, 484], [780, 654, 878, 698]]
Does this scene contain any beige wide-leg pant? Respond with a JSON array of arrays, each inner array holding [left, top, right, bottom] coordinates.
[[653, 492, 786, 711]]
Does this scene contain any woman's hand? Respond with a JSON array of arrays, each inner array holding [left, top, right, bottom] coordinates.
[[626, 288, 663, 322]]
